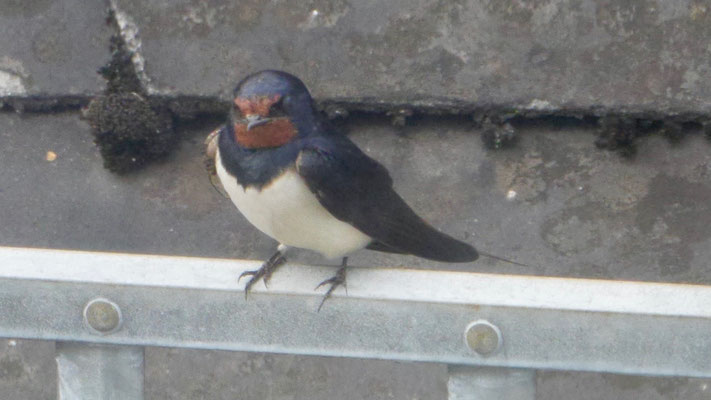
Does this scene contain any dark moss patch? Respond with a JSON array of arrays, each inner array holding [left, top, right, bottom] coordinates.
[[386, 108, 413, 126], [82, 9, 176, 174], [594, 116, 644, 157], [98, 34, 143, 95], [84, 93, 174, 173], [660, 120, 685, 144], [478, 115, 517, 150], [594, 115, 710, 156]]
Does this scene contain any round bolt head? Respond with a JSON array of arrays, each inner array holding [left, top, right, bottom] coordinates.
[[465, 320, 502, 356], [83, 298, 123, 335]]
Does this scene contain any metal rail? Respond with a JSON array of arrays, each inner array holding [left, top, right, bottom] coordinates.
[[1, 246, 710, 399]]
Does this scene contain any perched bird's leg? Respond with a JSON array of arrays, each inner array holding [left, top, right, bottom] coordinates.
[[262, 244, 290, 285], [315, 257, 348, 312], [238, 244, 289, 298]]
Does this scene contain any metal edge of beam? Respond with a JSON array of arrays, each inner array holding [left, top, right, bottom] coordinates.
[[0, 246, 709, 378]]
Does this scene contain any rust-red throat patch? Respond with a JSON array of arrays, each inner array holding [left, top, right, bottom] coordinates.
[[233, 119, 297, 149]]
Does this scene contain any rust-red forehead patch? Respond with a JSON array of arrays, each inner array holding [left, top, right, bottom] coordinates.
[[234, 95, 282, 117], [233, 118, 297, 149]]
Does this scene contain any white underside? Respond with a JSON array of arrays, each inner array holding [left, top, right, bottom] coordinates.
[[216, 149, 372, 259]]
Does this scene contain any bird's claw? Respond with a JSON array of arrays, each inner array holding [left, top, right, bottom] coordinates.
[[237, 269, 257, 283], [314, 273, 346, 291], [315, 265, 347, 312], [240, 251, 286, 298], [237, 269, 263, 296]]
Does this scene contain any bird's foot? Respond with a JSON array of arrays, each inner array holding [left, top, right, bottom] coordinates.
[[238, 250, 287, 298], [315, 257, 348, 312]]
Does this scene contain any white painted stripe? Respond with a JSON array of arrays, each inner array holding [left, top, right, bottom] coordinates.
[[1, 246, 709, 318]]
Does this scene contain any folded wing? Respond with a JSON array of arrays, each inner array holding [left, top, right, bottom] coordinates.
[[296, 136, 478, 263]]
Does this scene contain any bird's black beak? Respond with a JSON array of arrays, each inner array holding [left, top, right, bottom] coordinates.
[[246, 114, 271, 130]]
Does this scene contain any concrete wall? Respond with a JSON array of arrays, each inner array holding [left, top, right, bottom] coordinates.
[[1, 0, 710, 399]]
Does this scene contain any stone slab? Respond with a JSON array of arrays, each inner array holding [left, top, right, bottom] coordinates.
[[2, 338, 711, 400], [1, 113, 711, 281], [0, 0, 112, 97], [0, 339, 55, 400], [112, 0, 711, 113], [1, 112, 711, 399]]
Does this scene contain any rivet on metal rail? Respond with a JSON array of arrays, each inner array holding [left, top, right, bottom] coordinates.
[[83, 298, 123, 335], [465, 320, 502, 356]]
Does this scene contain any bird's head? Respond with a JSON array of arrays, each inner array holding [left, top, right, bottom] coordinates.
[[230, 70, 316, 149]]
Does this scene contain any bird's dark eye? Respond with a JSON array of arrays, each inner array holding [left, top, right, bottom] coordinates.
[[270, 96, 288, 118]]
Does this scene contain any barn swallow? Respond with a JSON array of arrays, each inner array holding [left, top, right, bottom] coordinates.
[[213, 70, 480, 310]]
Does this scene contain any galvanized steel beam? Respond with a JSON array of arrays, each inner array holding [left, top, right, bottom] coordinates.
[[0, 246, 709, 377]]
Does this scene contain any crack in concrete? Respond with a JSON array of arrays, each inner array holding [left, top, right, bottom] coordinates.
[[108, 0, 159, 95], [0, 5, 709, 164]]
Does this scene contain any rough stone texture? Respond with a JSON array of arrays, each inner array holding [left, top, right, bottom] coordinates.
[[0, 0, 112, 97], [112, 0, 711, 113], [538, 371, 711, 400], [1, 112, 710, 399], [146, 348, 445, 400], [2, 113, 710, 281], [0, 339, 55, 400], [1, 1, 711, 397]]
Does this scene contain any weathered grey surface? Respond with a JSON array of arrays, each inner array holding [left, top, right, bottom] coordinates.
[[1, 0, 711, 398], [146, 348, 445, 400], [112, 0, 711, 113], [2, 113, 710, 281], [0, 339, 55, 400], [3, 337, 710, 400], [0, 0, 111, 97], [1, 112, 710, 399], [1, 338, 445, 400], [537, 371, 711, 400]]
